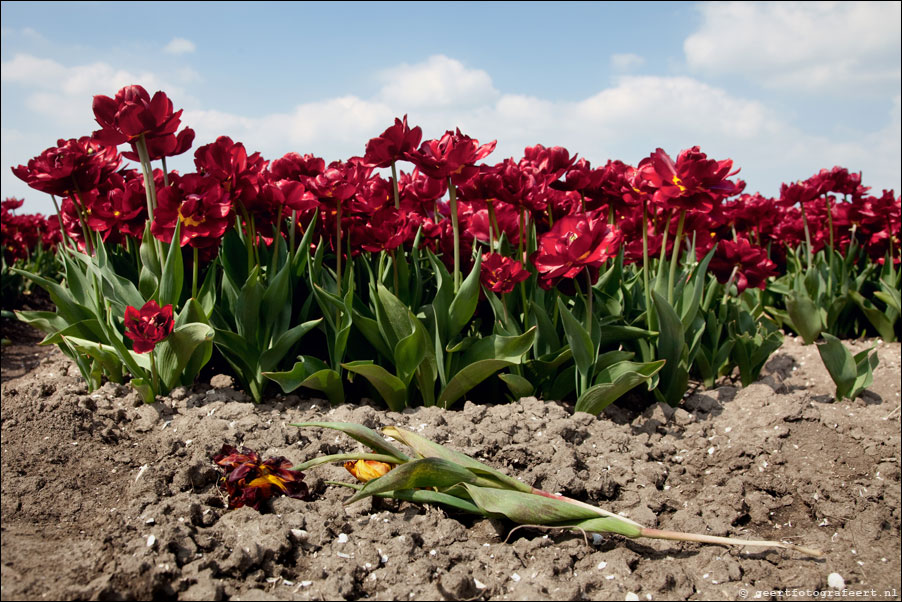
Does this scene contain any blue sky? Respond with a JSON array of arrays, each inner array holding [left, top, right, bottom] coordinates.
[[2, 1, 900, 214]]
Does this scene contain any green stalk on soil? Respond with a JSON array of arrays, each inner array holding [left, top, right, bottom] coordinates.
[[293, 422, 823, 558]]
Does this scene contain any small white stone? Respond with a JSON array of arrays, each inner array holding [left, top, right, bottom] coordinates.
[[336, 552, 351, 559], [474, 579, 486, 590], [597, 561, 607, 570], [511, 573, 521, 582], [300, 581, 312, 587], [146, 534, 156, 547], [336, 533, 349, 544], [626, 594, 640, 601], [827, 573, 845, 589]]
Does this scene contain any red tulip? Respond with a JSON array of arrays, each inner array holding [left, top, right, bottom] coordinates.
[[152, 173, 233, 250], [480, 253, 530, 294], [213, 444, 310, 511], [706, 237, 777, 293], [532, 214, 621, 285], [12, 137, 121, 197], [647, 147, 743, 213], [363, 115, 423, 168], [405, 129, 496, 186], [124, 300, 174, 354], [92, 85, 194, 160]]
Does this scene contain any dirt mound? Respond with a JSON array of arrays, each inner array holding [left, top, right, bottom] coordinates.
[[1, 335, 900, 600]]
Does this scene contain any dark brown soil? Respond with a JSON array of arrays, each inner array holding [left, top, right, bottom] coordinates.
[[1, 330, 900, 601]]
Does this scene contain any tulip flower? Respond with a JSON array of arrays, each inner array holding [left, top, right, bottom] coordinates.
[[344, 459, 393, 482], [152, 173, 233, 251], [533, 214, 621, 287], [92, 85, 193, 160], [124, 300, 174, 354], [213, 444, 310, 511], [12, 137, 121, 198], [363, 115, 422, 169], [479, 253, 530, 294], [706, 237, 777, 293]]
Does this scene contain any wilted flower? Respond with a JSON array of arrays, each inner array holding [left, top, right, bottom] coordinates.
[[213, 444, 310, 510], [344, 459, 393, 482], [124, 300, 174, 354]]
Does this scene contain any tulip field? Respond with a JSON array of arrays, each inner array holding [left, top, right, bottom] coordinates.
[[4, 85, 900, 410], [1, 85, 900, 600]]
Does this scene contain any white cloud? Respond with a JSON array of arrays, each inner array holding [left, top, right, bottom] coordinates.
[[610, 53, 645, 72], [3, 51, 899, 216], [684, 1, 901, 92], [163, 37, 196, 55], [377, 54, 498, 108]]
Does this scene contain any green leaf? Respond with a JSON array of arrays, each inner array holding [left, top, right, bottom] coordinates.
[[155, 323, 215, 390], [382, 426, 531, 492], [786, 291, 823, 344], [447, 252, 483, 341], [463, 485, 642, 537], [680, 246, 715, 331], [263, 358, 344, 405], [292, 422, 410, 462], [461, 327, 537, 365], [575, 359, 666, 416], [437, 359, 515, 409], [58, 336, 125, 384], [393, 328, 426, 385], [350, 308, 393, 360], [344, 457, 477, 505], [159, 221, 184, 307], [556, 298, 595, 379], [651, 291, 689, 405], [342, 361, 408, 411], [129, 377, 156, 405], [259, 318, 322, 373], [499, 373, 535, 399], [177, 299, 215, 387], [139, 222, 161, 278], [816, 333, 857, 400], [850, 291, 896, 342]]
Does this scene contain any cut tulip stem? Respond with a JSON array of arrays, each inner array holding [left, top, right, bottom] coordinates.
[[638, 527, 823, 558]]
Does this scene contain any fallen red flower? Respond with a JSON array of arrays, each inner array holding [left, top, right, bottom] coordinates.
[[213, 444, 310, 511]]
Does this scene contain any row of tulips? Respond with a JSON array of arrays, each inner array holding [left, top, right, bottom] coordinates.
[[9, 85, 899, 408], [1, 198, 62, 325]]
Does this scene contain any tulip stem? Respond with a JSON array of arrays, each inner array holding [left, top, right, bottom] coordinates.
[[799, 202, 813, 270], [149, 349, 159, 399], [49, 194, 74, 256], [390, 162, 401, 210], [667, 209, 686, 304], [638, 527, 822, 557], [642, 200, 653, 330], [192, 247, 199, 299], [448, 178, 461, 293], [134, 135, 164, 268], [336, 199, 343, 298]]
